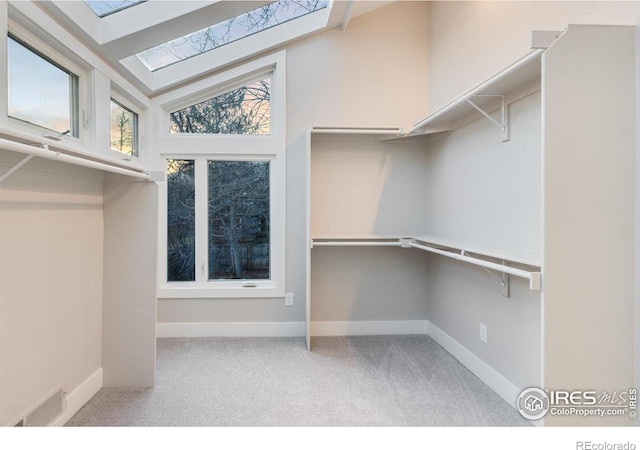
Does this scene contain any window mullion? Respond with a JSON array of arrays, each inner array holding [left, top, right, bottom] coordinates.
[[195, 158, 209, 284]]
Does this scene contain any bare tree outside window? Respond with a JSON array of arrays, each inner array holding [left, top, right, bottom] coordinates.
[[209, 161, 270, 280], [166, 75, 275, 283], [166, 159, 270, 282], [110, 100, 138, 156], [169, 77, 270, 135], [136, 0, 328, 71], [167, 159, 196, 282]]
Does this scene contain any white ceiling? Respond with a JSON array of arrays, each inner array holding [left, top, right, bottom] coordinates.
[[35, 0, 397, 96]]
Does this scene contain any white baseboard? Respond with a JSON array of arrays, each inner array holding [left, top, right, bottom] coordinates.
[[157, 321, 305, 337], [52, 368, 103, 427], [311, 320, 429, 336], [426, 321, 521, 411]]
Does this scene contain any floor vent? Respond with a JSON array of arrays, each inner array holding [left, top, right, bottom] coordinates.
[[24, 387, 66, 426]]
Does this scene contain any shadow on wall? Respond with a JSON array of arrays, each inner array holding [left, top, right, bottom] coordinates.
[[309, 134, 430, 325]]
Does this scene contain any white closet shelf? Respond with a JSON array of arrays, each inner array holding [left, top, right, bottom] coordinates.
[[0, 124, 147, 172], [311, 237, 408, 248], [0, 136, 151, 182], [311, 127, 402, 136], [311, 236, 542, 291], [387, 49, 544, 140]]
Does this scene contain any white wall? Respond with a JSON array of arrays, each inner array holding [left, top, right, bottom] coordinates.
[[311, 247, 429, 323], [426, 92, 542, 261], [311, 135, 430, 238], [427, 3, 639, 424], [543, 25, 636, 426], [309, 134, 431, 325], [425, 91, 543, 393], [157, 1, 430, 325], [427, 256, 541, 391], [0, 151, 103, 425], [428, 1, 640, 112], [102, 176, 157, 387]]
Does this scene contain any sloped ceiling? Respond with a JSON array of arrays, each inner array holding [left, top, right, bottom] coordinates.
[[35, 1, 396, 96]]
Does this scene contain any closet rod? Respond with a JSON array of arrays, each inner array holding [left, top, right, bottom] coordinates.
[[409, 241, 536, 282], [0, 124, 147, 172], [0, 137, 151, 180], [410, 49, 544, 134]]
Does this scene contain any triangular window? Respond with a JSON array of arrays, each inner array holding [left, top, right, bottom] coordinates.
[[169, 76, 270, 135]]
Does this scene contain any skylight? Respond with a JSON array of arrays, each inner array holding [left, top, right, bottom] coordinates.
[[135, 0, 329, 71], [84, 1, 146, 18]]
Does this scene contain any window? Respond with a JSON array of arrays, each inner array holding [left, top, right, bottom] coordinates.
[[208, 161, 270, 280], [169, 77, 270, 135], [156, 52, 285, 298], [7, 35, 79, 137], [136, 0, 328, 71], [163, 156, 281, 297], [167, 159, 195, 282], [110, 99, 139, 156], [84, 1, 146, 18]]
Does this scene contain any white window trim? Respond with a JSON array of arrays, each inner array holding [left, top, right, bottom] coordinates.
[[164, 71, 273, 137], [49, 1, 221, 46], [109, 89, 143, 161], [154, 51, 286, 299], [0, 1, 152, 172], [2, 17, 90, 148], [158, 154, 285, 299]]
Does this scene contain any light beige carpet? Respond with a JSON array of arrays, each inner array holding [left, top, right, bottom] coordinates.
[[66, 335, 530, 427]]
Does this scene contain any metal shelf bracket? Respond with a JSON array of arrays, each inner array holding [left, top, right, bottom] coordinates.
[[462, 251, 510, 297], [464, 94, 510, 142], [0, 153, 35, 185]]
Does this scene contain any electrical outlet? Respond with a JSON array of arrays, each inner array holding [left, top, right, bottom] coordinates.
[[480, 323, 488, 344], [285, 293, 293, 306]]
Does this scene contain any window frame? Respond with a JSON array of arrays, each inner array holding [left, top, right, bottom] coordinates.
[[135, 1, 328, 72], [1, 1, 152, 170], [154, 51, 286, 299], [3, 24, 87, 145], [168, 74, 272, 136], [159, 154, 284, 298], [7, 33, 80, 138], [109, 94, 139, 158]]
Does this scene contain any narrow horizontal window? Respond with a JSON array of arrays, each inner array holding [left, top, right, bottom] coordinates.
[[208, 161, 270, 281], [7, 35, 79, 137], [110, 99, 138, 157], [169, 77, 270, 135], [167, 159, 196, 282], [136, 0, 328, 71]]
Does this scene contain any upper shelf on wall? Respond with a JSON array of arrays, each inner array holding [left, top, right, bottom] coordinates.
[[388, 49, 545, 143], [311, 127, 402, 137]]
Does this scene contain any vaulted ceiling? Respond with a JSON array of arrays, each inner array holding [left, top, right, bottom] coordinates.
[[37, 1, 395, 96]]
